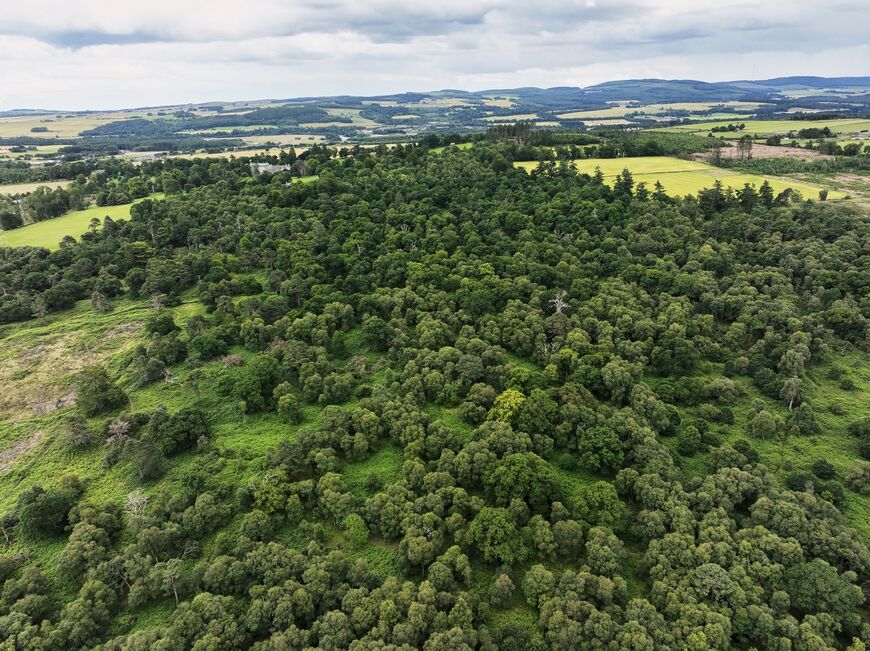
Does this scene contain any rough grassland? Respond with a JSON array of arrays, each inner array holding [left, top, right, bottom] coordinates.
[[515, 156, 847, 199]]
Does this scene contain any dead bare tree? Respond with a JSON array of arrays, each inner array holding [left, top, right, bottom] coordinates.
[[222, 354, 243, 369], [90, 290, 110, 313], [125, 491, 149, 518], [548, 290, 569, 315], [106, 418, 131, 445]]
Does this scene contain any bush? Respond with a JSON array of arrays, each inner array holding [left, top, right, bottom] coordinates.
[[17, 476, 84, 536], [145, 312, 179, 336], [277, 393, 302, 424], [846, 461, 870, 495], [76, 366, 127, 417], [811, 459, 836, 480], [241, 510, 274, 541], [151, 407, 210, 455], [677, 426, 701, 455], [65, 415, 94, 449], [342, 513, 369, 548]]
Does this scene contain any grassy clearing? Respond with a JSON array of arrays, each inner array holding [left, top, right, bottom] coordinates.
[[0, 180, 71, 195], [515, 156, 847, 199], [660, 355, 870, 541], [0, 194, 165, 250], [430, 142, 474, 154], [424, 405, 476, 443], [343, 443, 404, 498]]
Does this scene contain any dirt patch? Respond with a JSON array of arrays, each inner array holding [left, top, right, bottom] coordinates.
[[693, 142, 829, 162], [0, 319, 143, 422], [831, 173, 870, 185], [32, 392, 76, 415], [0, 430, 44, 473], [106, 322, 143, 336]]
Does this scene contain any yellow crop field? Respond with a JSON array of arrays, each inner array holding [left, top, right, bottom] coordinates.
[[514, 156, 846, 199]]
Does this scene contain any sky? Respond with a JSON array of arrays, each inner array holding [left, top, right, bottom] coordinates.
[[1, 0, 868, 111]]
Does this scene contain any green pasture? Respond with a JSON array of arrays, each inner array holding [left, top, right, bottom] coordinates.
[[0, 194, 165, 250]]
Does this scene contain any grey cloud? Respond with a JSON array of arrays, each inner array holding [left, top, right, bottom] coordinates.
[[0, 0, 867, 109], [37, 30, 168, 48]]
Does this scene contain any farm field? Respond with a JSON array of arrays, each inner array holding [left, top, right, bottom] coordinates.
[[0, 112, 147, 139], [0, 179, 72, 195], [659, 118, 870, 137], [0, 144, 64, 159], [166, 147, 301, 160], [180, 125, 276, 134], [0, 195, 164, 250], [483, 113, 539, 122], [556, 101, 766, 121], [515, 156, 847, 199], [239, 134, 325, 145]]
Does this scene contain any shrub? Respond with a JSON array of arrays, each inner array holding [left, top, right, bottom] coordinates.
[[811, 459, 836, 480], [76, 366, 127, 416], [17, 475, 84, 536]]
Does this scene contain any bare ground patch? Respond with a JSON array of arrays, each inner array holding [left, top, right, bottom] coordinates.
[[693, 142, 830, 162], [0, 320, 142, 421], [0, 430, 44, 473]]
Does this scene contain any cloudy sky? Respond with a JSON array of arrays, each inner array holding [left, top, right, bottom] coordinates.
[[1, 0, 868, 110]]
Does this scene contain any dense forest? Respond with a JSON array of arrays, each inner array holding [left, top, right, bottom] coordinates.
[[0, 141, 868, 650]]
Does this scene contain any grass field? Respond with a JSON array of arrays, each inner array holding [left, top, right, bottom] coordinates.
[[483, 113, 539, 122], [515, 156, 847, 199], [181, 125, 276, 134], [556, 102, 766, 121], [166, 147, 299, 160], [240, 135, 324, 145], [482, 98, 515, 108], [0, 144, 64, 160], [0, 180, 71, 195], [0, 112, 146, 139], [0, 195, 164, 250], [430, 142, 474, 154], [658, 118, 870, 137], [557, 106, 632, 119]]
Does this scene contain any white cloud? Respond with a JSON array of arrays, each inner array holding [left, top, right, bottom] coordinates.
[[0, 0, 867, 109]]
